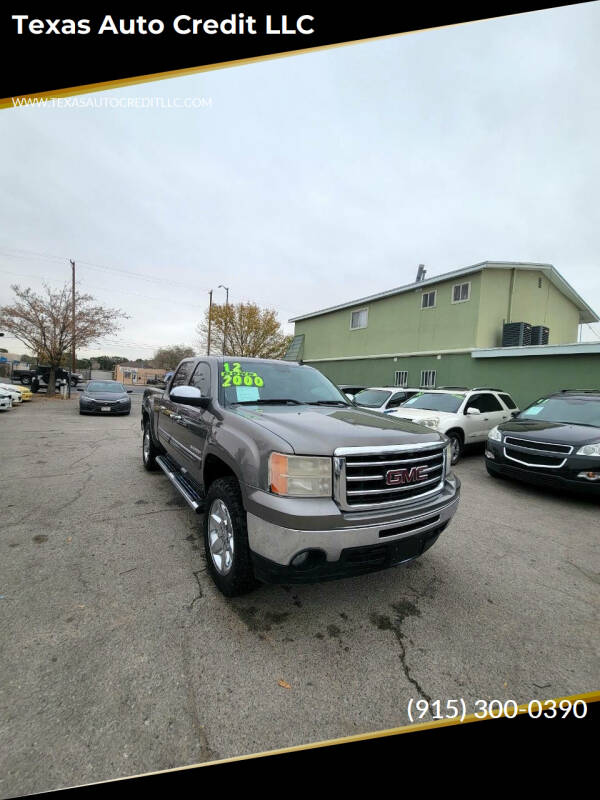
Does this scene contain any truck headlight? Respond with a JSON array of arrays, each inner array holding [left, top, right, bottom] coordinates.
[[269, 453, 332, 497], [444, 441, 452, 472], [576, 443, 600, 456], [488, 426, 502, 442]]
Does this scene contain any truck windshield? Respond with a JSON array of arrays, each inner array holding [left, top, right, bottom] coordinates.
[[518, 396, 600, 427], [402, 392, 465, 413], [220, 361, 349, 407]]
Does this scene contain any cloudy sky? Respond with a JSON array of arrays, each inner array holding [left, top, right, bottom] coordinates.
[[1, 2, 599, 360]]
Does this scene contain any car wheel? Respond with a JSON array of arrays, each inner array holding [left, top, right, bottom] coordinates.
[[142, 420, 159, 471], [447, 431, 464, 465], [203, 477, 258, 597]]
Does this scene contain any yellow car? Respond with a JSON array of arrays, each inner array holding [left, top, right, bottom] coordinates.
[[0, 382, 32, 401]]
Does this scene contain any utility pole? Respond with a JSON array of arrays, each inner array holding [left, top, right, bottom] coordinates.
[[70, 259, 76, 399], [207, 289, 213, 355], [218, 284, 229, 355]]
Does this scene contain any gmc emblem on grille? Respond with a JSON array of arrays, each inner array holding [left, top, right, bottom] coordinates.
[[386, 466, 428, 485]]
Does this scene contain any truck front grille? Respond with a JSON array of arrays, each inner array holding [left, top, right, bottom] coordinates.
[[334, 443, 446, 511]]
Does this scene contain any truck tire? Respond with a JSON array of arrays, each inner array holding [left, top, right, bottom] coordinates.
[[203, 477, 258, 597], [142, 419, 160, 471], [21, 375, 31, 385], [446, 430, 464, 465]]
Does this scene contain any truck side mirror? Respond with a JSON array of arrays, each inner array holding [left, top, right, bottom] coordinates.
[[170, 385, 210, 408]]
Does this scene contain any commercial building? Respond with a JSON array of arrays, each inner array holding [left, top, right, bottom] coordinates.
[[288, 261, 600, 407]]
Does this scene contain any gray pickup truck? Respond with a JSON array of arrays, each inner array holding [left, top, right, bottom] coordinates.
[[141, 357, 460, 596]]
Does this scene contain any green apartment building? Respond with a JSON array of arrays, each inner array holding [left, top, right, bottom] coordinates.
[[288, 261, 600, 408]]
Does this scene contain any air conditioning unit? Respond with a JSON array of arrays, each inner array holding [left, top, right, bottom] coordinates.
[[502, 321, 532, 347], [531, 325, 549, 345]]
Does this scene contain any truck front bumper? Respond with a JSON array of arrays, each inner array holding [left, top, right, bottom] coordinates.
[[245, 475, 460, 583]]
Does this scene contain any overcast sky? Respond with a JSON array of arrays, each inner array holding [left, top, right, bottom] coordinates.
[[1, 3, 600, 360]]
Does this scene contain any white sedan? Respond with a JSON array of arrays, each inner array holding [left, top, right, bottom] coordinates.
[[0, 384, 22, 405], [0, 389, 13, 411]]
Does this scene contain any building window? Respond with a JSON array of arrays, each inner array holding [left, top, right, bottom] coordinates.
[[452, 282, 471, 303], [394, 370, 408, 387], [350, 308, 368, 329], [420, 370, 436, 388], [421, 290, 436, 309]]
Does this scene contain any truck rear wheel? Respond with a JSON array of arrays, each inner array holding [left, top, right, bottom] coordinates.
[[142, 419, 160, 471], [203, 477, 257, 597], [21, 375, 31, 385]]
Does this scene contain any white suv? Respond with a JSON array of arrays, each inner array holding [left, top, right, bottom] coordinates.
[[388, 387, 519, 464]]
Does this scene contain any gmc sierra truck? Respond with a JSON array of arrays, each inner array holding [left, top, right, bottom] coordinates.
[[141, 357, 460, 596]]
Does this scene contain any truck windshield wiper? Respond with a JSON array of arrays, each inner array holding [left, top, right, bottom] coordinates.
[[306, 400, 350, 406], [231, 398, 303, 405]]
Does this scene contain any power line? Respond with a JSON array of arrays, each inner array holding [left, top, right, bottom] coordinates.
[[0, 246, 211, 293]]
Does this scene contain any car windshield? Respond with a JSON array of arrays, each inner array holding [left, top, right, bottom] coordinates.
[[402, 392, 465, 413], [353, 389, 392, 408], [87, 382, 125, 393], [220, 360, 349, 406], [518, 396, 600, 427]]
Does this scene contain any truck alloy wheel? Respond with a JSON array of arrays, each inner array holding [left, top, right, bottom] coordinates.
[[207, 499, 235, 575], [202, 477, 257, 597]]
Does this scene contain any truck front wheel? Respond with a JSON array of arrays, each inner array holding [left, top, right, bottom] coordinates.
[[203, 477, 257, 597]]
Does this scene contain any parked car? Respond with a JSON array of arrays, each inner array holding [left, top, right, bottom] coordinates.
[[78, 380, 132, 415], [0, 384, 23, 405], [0, 382, 32, 401], [28, 367, 81, 390], [141, 357, 460, 596], [485, 388, 600, 496], [338, 384, 366, 401], [388, 387, 519, 464], [353, 386, 421, 414], [0, 389, 12, 411]]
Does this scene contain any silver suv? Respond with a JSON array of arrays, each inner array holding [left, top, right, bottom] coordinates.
[[388, 387, 519, 464]]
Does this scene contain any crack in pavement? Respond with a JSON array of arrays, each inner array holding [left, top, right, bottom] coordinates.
[[370, 600, 432, 705], [188, 571, 204, 610]]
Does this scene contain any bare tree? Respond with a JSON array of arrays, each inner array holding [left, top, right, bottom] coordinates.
[[196, 302, 292, 359], [0, 283, 127, 395], [151, 345, 196, 370]]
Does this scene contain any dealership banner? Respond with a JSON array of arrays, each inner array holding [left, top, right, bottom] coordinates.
[[0, 2, 584, 104]]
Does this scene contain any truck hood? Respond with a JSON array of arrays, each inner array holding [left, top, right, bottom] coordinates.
[[230, 404, 445, 455]]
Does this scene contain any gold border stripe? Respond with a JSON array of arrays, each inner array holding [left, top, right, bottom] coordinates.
[[73, 690, 599, 788], [1, 16, 510, 111]]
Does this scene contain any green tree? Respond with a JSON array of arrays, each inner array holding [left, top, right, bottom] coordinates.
[[196, 302, 292, 359]]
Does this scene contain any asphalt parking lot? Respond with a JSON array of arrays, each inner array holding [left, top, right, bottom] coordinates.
[[1, 392, 598, 796]]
